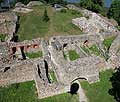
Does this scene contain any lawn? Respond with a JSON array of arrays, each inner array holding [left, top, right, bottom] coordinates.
[[68, 50, 80, 61], [48, 70, 57, 83], [89, 44, 101, 56], [80, 69, 115, 102], [17, 5, 83, 41], [103, 36, 116, 50], [25, 51, 43, 58], [0, 81, 79, 102]]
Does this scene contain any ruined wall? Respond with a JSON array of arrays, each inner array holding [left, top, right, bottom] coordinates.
[[50, 34, 103, 46], [0, 61, 34, 86], [0, 12, 17, 35]]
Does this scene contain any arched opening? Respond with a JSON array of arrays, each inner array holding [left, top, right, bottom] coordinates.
[[72, 77, 87, 83], [84, 40, 89, 46], [70, 83, 79, 95], [63, 43, 68, 48]]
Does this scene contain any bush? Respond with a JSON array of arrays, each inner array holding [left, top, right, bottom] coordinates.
[[60, 9, 67, 13], [71, 10, 80, 15]]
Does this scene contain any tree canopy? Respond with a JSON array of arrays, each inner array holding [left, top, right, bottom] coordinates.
[[107, 0, 120, 25], [80, 0, 104, 13]]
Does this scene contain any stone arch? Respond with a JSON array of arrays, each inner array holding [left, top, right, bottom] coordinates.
[[71, 77, 87, 83]]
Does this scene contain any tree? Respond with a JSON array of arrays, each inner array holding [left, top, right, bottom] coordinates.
[[107, 0, 120, 25], [108, 68, 120, 101], [0, 0, 3, 7], [80, 0, 103, 13], [42, 8, 49, 22], [92, 0, 104, 7]]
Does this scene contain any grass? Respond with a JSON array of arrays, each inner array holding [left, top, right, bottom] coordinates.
[[103, 36, 116, 50], [89, 44, 101, 56], [0, 81, 37, 102], [17, 5, 83, 41], [0, 81, 79, 102], [25, 51, 43, 58], [40, 93, 79, 102], [68, 50, 80, 61], [0, 34, 6, 42], [80, 69, 115, 102], [48, 70, 57, 83]]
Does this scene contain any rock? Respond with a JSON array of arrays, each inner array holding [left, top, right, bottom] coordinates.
[[27, 1, 43, 8]]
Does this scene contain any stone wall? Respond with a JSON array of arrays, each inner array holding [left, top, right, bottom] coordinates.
[[0, 12, 17, 35], [0, 61, 34, 86]]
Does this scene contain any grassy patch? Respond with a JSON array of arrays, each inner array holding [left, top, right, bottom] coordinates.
[[48, 70, 57, 83], [0, 81, 37, 102], [68, 50, 80, 61], [80, 45, 90, 54], [103, 36, 116, 50], [26, 51, 43, 58], [17, 5, 83, 41], [40, 93, 79, 102], [80, 70, 115, 102], [0, 34, 6, 42], [0, 81, 79, 102], [89, 44, 101, 56]]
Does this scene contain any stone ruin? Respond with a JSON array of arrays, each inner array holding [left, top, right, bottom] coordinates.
[[13, 1, 43, 13], [0, 4, 120, 100], [0, 12, 18, 41]]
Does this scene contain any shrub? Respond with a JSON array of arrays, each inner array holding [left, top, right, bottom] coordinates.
[[60, 9, 67, 13]]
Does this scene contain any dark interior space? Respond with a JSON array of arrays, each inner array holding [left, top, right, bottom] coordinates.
[[20, 46, 26, 60], [4, 67, 10, 72], [70, 83, 79, 95], [44, 60, 51, 83]]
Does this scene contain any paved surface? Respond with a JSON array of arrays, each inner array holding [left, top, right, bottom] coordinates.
[[75, 80, 88, 102]]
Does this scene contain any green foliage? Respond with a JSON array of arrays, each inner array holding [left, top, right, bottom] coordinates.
[[71, 9, 80, 15], [48, 70, 57, 83], [103, 36, 116, 50], [0, 81, 79, 102], [80, 0, 103, 13], [0, 34, 6, 42], [107, 0, 120, 25], [26, 51, 43, 58], [81, 70, 115, 102], [60, 9, 67, 13], [43, 8, 50, 22], [89, 44, 101, 56], [68, 50, 80, 61], [109, 68, 120, 101], [17, 0, 32, 4]]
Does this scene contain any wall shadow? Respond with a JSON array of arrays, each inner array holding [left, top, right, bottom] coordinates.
[[108, 67, 120, 102]]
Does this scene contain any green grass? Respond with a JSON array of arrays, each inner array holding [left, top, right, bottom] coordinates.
[[17, 5, 83, 41], [0, 34, 6, 42], [0, 81, 37, 102], [103, 36, 116, 50], [89, 44, 101, 56], [40, 93, 79, 102], [81, 45, 90, 54], [80, 70, 115, 102], [25, 51, 43, 58], [0, 81, 79, 102], [68, 50, 80, 61], [48, 70, 57, 83]]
